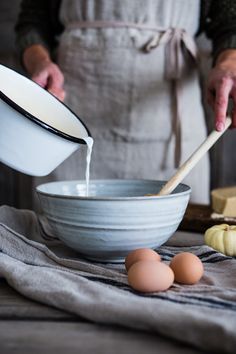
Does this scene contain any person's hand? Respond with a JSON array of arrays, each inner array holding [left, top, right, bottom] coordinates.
[[207, 49, 236, 131], [23, 44, 65, 101], [30, 60, 65, 101]]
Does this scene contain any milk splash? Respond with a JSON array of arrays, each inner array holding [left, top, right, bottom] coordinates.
[[83, 137, 94, 196]]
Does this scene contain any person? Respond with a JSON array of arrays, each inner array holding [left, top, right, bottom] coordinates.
[[15, 0, 236, 205]]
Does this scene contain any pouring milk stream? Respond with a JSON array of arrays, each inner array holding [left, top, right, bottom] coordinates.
[[84, 137, 94, 196]]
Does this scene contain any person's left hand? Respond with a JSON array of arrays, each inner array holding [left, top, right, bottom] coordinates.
[[207, 49, 236, 131]]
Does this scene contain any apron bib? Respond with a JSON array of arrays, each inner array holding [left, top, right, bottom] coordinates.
[[33, 0, 210, 206]]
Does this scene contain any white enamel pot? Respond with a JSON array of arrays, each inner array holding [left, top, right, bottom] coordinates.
[[0, 64, 90, 176]]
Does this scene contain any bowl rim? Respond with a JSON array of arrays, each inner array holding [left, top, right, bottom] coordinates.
[[0, 64, 91, 144], [36, 179, 191, 200]]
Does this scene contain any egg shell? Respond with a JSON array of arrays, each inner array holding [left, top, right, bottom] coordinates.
[[128, 260, 174, 293], [170, 252, 204, 285], [125, 248, 161, 272]]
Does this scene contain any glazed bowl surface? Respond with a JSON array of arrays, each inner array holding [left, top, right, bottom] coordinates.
[[36, 179, 191, 262]]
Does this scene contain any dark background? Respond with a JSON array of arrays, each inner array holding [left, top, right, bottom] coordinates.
[[1, 0, 236, 209]]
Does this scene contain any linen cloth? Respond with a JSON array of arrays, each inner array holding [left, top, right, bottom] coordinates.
[[32, 0, 210, 206], [0, 205, 236, 353]]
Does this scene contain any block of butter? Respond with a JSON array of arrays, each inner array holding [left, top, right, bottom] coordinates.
[[211, 186, 236, 217]]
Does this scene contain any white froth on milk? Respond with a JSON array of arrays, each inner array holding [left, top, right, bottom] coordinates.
[[84, 137, 94, 196]]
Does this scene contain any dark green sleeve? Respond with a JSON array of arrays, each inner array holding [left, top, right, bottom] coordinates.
[[203, 0, 236, 62], [15, 0, 63, 58]]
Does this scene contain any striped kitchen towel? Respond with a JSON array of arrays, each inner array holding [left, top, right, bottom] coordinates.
[[0, 205, 236, 353]]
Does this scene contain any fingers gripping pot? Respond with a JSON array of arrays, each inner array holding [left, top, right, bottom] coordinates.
[[0, 64, 90, 176]]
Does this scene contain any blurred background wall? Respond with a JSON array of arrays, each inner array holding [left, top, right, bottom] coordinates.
[[0, 1, 236, 209]]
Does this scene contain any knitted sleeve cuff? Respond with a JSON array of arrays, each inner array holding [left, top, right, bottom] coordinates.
[[212, 33, 236, 64], [16, 28, 51, 65]]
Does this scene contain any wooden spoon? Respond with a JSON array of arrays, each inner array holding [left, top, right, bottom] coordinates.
[[155, 117, 232, 197]]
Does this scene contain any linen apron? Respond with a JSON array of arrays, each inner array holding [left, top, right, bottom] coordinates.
[[33, 0, 210, 207]]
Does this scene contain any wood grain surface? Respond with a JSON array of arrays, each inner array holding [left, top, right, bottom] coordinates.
[[179, 203, 236, 233], [0, 279, 205, 354]]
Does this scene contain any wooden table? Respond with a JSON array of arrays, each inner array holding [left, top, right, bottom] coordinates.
[[180, 203, 236, 233], [1, 205, 213, 354], [0, 278, 206, 354]]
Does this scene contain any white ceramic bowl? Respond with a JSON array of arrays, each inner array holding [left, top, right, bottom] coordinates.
[[36, 180, 191, 262], [0, 64, 90, 176]]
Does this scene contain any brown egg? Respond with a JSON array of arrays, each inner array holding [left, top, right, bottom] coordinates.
[[125, 248, 161, 271], [170, 252, 204, 285], [128, 260, 174, 292]]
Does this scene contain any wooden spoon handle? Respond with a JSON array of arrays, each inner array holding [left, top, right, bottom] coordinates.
[[157, 117, 232, 196]]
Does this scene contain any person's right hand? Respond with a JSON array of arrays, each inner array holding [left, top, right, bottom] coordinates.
[[23, 44, 65, 101], [31, 60, 65, 101]]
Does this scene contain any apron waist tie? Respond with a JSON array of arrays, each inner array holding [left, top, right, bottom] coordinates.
[[67, 21, 199, 167], [144, 28, 199, 167]]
